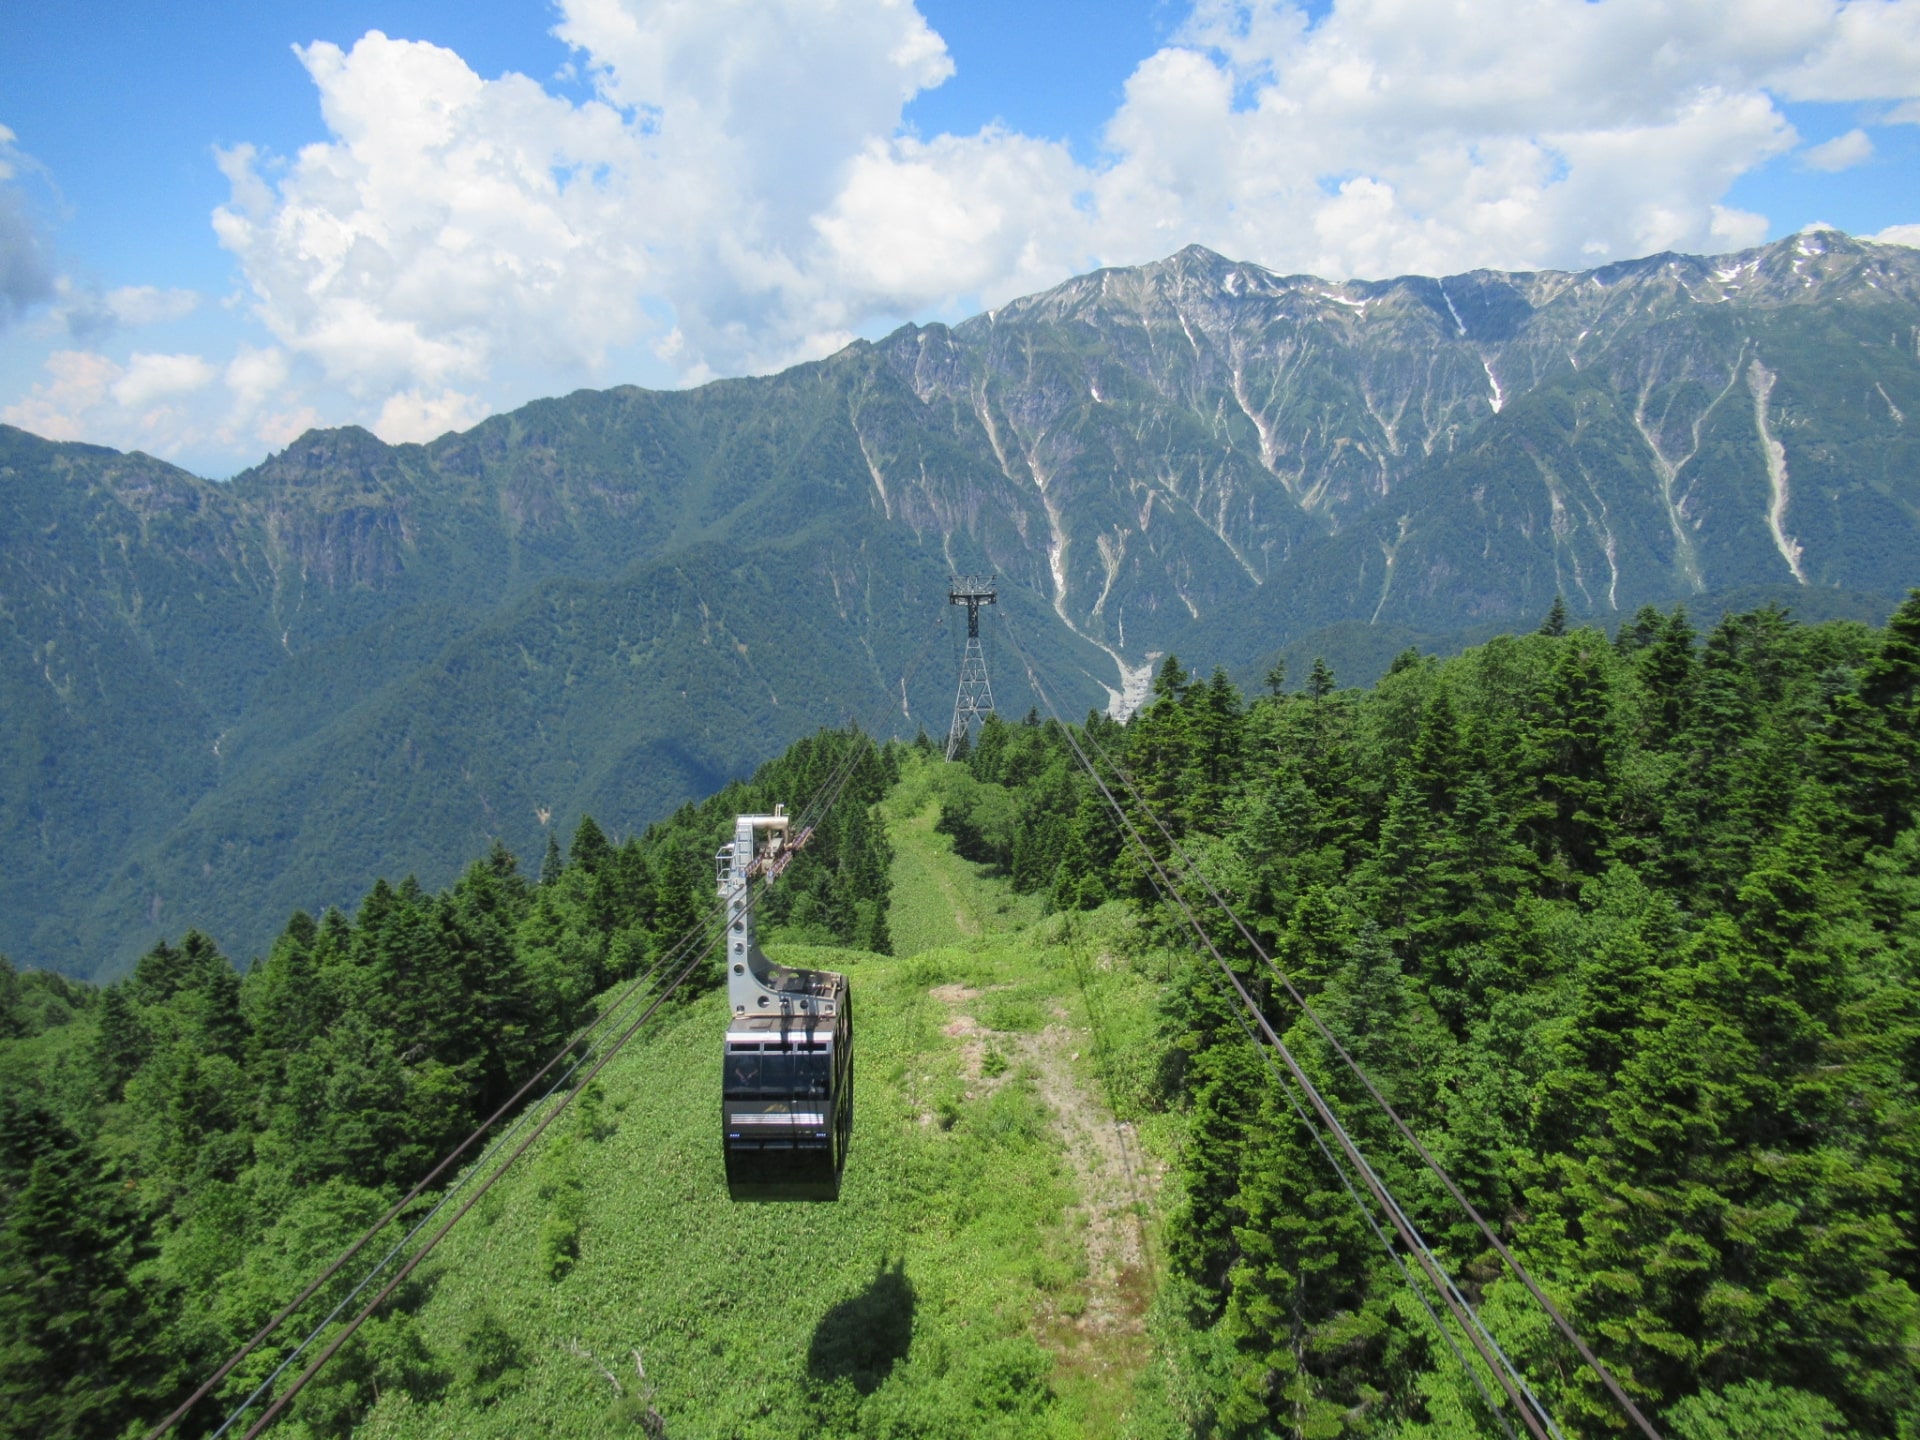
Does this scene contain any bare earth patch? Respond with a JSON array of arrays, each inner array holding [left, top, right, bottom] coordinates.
[[1023, 1022, 1160, 1343], [928, 984, 1163, 1367]]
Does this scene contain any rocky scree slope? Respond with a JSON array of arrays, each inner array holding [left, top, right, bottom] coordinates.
[[864, 228, 1919, 678]]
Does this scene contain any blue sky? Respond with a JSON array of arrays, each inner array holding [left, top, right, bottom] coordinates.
[[3, 0, 1917, 476], [3, 0, 1179, 307]]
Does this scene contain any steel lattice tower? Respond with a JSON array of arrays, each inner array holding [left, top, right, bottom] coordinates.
[[945, 575, 998, 759]]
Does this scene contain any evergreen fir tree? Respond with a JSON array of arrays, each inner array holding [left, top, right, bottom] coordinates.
[[1306, 657, 1335, 701], [1526, 636, 1620, 883], [1818, 590, 1920, 850], [90, 985, 149, 1104], [1539, 593, 1569, 636], [128, 937, 195, 1008], [1616, 603, 1666, 655], [1165, 961, 1265, 1306], [0, 959, 20, 1042], [0, 1098, 174, 1439], [485, 838, 519, 880], [569, 815, 613, 875], [1219, 1086, 1379, 1439], [1640, 604, 1698, 747], [1183, 668, 1245, 833]]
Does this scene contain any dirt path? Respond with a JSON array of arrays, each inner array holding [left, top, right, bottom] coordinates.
[[889, 764, 1164, 1411], [925, 983, 1162, 1354], [1026, 1016, 1159, 1342]]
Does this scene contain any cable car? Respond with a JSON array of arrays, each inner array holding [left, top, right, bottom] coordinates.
[[717, 808, 853, 1201]]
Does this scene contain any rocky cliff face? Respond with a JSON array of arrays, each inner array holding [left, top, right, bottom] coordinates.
[[853, 230, 1919, 694], [4, 230, 1916, 976]]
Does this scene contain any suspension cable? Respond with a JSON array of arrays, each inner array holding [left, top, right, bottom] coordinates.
[[143, 885, 729, 1440], [166, 735, 872, 1437], [238, 930, 726, 1439], [1036, 630, 1662, 1440], [996, 611, 1562, 1440], [163, 616, 936, 1436], [205, 908, 726, 1438], [225, 708, 891, 1435], [1213, 967, 1519, 1440]]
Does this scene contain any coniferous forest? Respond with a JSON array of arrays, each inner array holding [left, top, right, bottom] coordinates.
[[935, 595, 1920, 1439], [4, 595, 1919, 1438], [0, 733, 895, 1439]]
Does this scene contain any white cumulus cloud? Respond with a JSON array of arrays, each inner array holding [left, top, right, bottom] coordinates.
[[218, 344, 323, 450], [2, 349, 215, 452], [212, 33, 656, 399], [15, 0, 1920, 470], [110, 351, 216, 410], [1802, 126, 1876, 169], [1, 350, 122, 440], [374, 386, 490, 444]]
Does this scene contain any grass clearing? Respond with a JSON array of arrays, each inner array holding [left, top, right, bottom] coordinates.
[[352, 755, 1181, 1439]]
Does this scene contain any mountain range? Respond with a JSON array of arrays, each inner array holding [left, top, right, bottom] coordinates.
[[4, 227, 1916, 979]]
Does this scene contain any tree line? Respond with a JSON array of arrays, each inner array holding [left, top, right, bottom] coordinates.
[[0, 729, 894, 1439], [933, 596, 1920, 1439]]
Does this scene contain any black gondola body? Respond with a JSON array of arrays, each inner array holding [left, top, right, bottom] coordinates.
[[717, 809, 853, 1201]]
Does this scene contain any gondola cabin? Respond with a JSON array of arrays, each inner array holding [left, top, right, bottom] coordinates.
[[717, 808, 853, 1201]]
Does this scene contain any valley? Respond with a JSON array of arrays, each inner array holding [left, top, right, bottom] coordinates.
[[5, 587, 1918, 1439]]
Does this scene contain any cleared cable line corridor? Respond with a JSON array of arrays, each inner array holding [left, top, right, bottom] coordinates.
[[995, 607, 1660, 1440], [149, 716, 892, 1438]]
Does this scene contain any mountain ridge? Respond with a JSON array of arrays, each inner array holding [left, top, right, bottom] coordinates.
[[4, 228, 1917, 977]]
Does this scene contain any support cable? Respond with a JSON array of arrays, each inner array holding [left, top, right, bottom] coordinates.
[[1215, 971, 1518, 1440], [144, 889, 730, 1440], [996, 612, 1561, 1440], [1040, 637, 1661, 1440], [227, 705, 886, 1435], [205, 909, 725, 1438], [170, 740, 861, 1438], [237, 931, 726, 1440], [160, 619, 936, 1437]]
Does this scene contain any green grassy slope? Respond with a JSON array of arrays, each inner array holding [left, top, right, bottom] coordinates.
[[351, 757, 1180, 1440]]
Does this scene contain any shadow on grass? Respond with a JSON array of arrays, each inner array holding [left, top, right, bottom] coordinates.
[[807, 1257, 917, 1395]]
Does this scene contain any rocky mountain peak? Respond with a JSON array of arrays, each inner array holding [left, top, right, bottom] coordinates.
[[4, 234, 1916, 978]]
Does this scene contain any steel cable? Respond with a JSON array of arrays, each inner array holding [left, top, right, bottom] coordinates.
[[204, 906, 729, 1437], [1029, 626, 1659, 1440], [143, 885, 734, 1440], [161, 715, 885, 1438], [221, 676, 898, 1435], [158, 610, 942, 1436], [996, 611, 1563, 1440], [237, 931, 727, 1439], [1212, 963, 1520, 1440]]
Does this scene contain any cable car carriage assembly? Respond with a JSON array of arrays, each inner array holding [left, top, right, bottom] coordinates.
[[718, 807, 853, 1201]]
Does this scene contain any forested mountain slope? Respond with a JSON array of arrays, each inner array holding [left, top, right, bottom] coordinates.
[[931, 592, 1920, 1437], [4, 229, 1916, 977], [0, 408, 1101, 978], [3, 594, 1916, 1438]]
